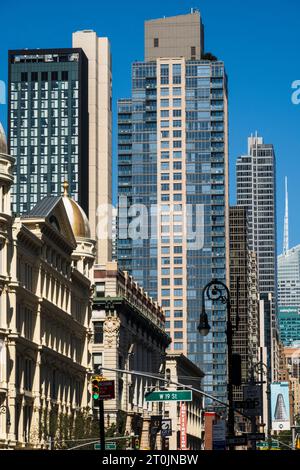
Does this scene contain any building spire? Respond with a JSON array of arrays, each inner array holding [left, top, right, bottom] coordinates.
[[283, 176, 289, 255], [63, 181, 69, 197]]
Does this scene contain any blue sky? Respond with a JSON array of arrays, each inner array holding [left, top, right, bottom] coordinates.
[[0, 0, 299, 253]]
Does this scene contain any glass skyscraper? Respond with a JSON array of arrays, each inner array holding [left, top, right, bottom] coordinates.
[[236, 134, 278, 377], [8, 48, 88, 215], [118, 11, 229, 404]]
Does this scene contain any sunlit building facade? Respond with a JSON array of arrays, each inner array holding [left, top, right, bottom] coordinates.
[[118, 11, 229, 405]]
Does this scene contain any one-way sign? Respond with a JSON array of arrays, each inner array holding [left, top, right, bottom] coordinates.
[[246, 433, 265, 441], [226, 436, 248, 446]]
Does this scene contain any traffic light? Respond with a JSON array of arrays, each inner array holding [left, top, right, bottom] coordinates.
[[92, 379, 100, 400], [134, 438, 140, 450], [131, 436, 140, 449], [296, 435, 300, 450]]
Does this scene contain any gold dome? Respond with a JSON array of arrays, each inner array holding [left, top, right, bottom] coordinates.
[[61, 182, 91, 239], [0, 123, 7, 154]]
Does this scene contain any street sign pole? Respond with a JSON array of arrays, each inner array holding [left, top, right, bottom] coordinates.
[[99, 399, 105, 452]]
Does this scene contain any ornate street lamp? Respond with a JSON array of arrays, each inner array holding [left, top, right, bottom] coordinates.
[[198, 279, 239, 448]]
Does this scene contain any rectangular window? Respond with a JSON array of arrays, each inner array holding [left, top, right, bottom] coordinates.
[[154, 37, 159, 47], [160, 99, 169, 107], [21, 72, 28, 82], [174, 268, 183, 275], [94, 322, 104, 344], [174, 310, 183, 317], [92, 353, 102, 372], [174, 289, 183, 297], [62, 71, 68, 81], [174, 321, 183, 328], [174, 331, 183, 339], [191, 46, 196, 59], [173, 130, 182, 138], [173, 98, 181, 107], [173, 110, 181, 117], [173, 87, 181, 96], [173, 162, 182, 170], [162, 268, 170, 276], [31, 72, 38, 81], [161, 87, 169, 96], [173, 151, 182, 159], [95, 282, 105, 297], [51, 71, 58, 81], [41, 72, 48, 81], [161, 110, 169, 117], [161, 152, 169, 159]]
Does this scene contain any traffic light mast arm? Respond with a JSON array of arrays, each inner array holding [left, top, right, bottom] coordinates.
[[96, 366, 252, 422]]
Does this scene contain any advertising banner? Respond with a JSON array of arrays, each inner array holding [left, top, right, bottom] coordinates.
[[179, 402, 187, 450], [270, 382, 290, 431]]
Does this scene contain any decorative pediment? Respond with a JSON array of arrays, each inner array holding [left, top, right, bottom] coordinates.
[[21, 196, 77, 249]]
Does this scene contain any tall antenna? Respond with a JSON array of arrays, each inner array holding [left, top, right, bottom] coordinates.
[[283, 176, 289, 255]]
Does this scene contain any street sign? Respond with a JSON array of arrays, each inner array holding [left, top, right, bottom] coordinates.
[[161, 419, 172, 437], [145, 390, 192, 402], [247, 432, 265, 441], [243, 385, 262, 417], [94, 442, 116, 450], [234, 399, 261, 410], [150, 415, 162, 435], [98, 380, 115, 400], [226, 436, 248, 446]]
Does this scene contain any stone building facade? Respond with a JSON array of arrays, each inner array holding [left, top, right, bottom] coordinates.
[[0, 125, 95, 448], [92, 262, 170, 449]]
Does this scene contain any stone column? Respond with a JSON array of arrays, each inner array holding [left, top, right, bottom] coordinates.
[[7, 340, 17, 445], [140, 416, 151, 450]]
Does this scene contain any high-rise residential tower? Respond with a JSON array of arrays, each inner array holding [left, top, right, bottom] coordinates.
[[8, 48, 89, 215], [72, 31, 112, 264], [118, 11, 229, 404], [236, 134, 278, 377], [8, 31, 112, 265]]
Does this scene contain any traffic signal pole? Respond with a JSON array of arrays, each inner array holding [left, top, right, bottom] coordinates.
[[99, 399, 105, 451]]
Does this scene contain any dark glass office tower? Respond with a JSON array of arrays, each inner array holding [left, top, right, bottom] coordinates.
[[8, 48, 88, 215], [118, 12, 229, 405], [236, 134, 278, 378]]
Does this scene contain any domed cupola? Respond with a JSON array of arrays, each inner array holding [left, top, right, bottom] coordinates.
[[61, 181, 91, 240], [0, 122, 7, 155]]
